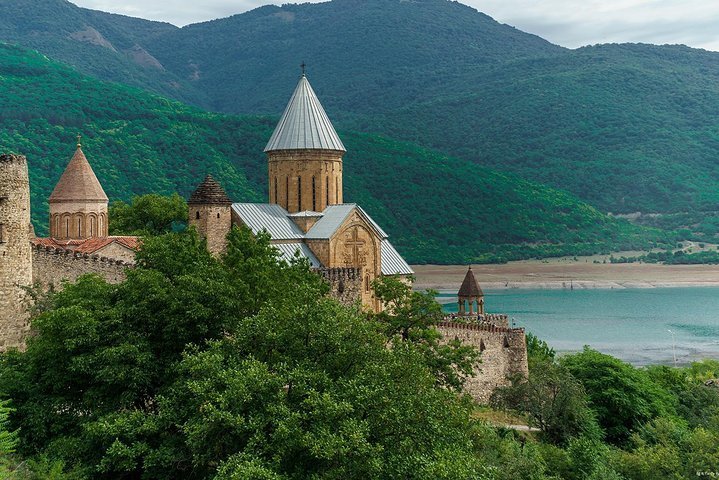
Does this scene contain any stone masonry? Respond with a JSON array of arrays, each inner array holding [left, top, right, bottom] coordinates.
[[437, 318, 529, 403], [0, 154, 33, 350]]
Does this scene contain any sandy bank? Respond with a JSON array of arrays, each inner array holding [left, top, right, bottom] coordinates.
[[411, 263, 719, 292]]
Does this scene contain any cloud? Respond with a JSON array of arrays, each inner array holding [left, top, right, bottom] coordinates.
[[71, 0, 719, 51]]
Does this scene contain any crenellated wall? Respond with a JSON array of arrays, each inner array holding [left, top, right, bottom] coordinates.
[[437, 320, 529, 403], [31, 244, 129, 288], [317, 267, 362, 307]]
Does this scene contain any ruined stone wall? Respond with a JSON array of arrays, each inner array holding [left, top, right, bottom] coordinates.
[[317, 267, 362, 307], [437, 321, 529, 403], [0, 154, 32, 351], [32, 245, 128, 288]]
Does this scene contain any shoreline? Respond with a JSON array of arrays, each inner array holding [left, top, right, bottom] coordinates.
[[411, 263, 719, 291]]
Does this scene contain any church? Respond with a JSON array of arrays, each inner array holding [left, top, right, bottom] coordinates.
[[187, 73, 413, 311]]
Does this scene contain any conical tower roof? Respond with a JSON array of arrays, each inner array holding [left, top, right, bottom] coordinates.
[[264, 75, 346, 153], [49, 143, 108, 203], [458, 266, 484, 298], [188, 174, 232, 205]]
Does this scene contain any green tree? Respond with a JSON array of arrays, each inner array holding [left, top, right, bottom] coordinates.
[[491, 360, 601, 445], [0, 227, 486, 479], [109, 193, 188, 236], [372, 275, 479, 391], [561, 347, 675, 446]]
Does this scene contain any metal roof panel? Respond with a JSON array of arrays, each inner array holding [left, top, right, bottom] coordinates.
[[381, 240, 414, 275], [264, 75, 346, 152], [231, 203, 305, 240]]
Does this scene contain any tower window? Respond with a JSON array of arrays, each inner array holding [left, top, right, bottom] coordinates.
[[298, 176, 302, 210], [274, 177, 278, 204], [65, 218, 69, 238], [217, 213, 220, 219], [0, 223, 6, 244], [286, 177, 289, 208], [326, 176, 329, 205], [336, 178, 339, 203], [312, 176, 316, 211], [196, 211, 200, 220]]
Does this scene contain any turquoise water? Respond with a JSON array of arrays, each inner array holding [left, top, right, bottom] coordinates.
[[438, 288, 719, 366]]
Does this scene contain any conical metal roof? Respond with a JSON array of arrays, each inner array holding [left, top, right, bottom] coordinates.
[[189, 174, 232, 205], [264, 75, 346, 153], [458, 266, 484, 298], [49, 144, 108, 203]]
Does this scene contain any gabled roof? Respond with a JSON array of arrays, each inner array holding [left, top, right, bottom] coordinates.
[[306, 204, 387, 240], [189, 174, 232, 205], [31, 236, 140, 254], [458, 266, 484, 298], [264, 75, 346, 153], [49, 145, 108, 203], [231, 202, 412, 276], [381, 240, 414, 275], [231, 203, 305, 240]]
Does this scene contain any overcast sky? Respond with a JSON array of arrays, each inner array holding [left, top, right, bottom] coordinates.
[[72, 0, 719, 52]]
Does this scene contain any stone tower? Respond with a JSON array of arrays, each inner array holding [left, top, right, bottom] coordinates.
[[458, 266, 485, 315], [0, 154, 33, 350], [264, 74, 346, 214], [49, 138, 109, 240], [188, 175, 232, 255]]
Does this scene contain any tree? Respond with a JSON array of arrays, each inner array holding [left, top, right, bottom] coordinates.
[[491, 360, 601, 446], [372, 275, 479, 392], [109, 193, 188, 236], [0, 228, 485, 479], [561, 347, 675, 446]]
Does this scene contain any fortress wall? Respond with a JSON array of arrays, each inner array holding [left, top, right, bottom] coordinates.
[[317, 267, 362, 307], [32, 245, 128, 288], [437, 321, 529, 403]]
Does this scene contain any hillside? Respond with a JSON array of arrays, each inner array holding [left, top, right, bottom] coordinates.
[[0, 43, 663, 263], [0, 0, 202, 105]]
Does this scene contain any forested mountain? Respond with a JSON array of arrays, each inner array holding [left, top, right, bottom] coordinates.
[[2, 0, 719, 216], [0, 44, 662, 263]]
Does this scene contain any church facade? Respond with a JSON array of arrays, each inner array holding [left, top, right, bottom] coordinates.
[[188, 74, 413, 312]]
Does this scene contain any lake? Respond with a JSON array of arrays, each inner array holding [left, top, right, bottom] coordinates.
[[438, 287, 719, 366]]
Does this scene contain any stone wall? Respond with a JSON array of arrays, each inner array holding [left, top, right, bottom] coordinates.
[[437, 321, 529, 403], [32, 244, 129, 288], [317, 267, 362, 307], [0, 154, 32, 351]]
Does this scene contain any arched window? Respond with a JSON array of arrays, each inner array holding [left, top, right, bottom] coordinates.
[[285, 177, 289, 208], [196, 211, 200, 220], [312, 176, 316, 211], [297, 176, 302, 210], [64, 217, 70, 239], [326, 176, 329, 206], [274, 177, 278, 204], [365, 274, 370, 293], [217, 212, 220, 219], [336, 178, 339, 203], [0, 223, 6, 244]]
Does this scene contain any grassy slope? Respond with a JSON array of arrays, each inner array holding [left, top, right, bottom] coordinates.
[[0, 43, 664, 263]]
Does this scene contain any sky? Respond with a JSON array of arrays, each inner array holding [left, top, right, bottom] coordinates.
[[71, 0, 719, 52]]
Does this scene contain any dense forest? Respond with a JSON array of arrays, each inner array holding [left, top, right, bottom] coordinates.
[[1, 227, 717, 478], [0, 43, 667, 264], [3, 0, 719, 216]]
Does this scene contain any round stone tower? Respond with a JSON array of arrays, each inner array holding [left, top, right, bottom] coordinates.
[[265, 74, 346, 213], [188, 174, 232, 256], [0, 153, 33, 350], [49, 138, 109, 240]]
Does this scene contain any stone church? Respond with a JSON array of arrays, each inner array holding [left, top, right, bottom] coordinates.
[[187, 73, 413, 312]]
